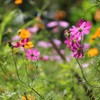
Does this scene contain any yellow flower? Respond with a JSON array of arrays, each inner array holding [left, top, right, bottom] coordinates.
[[19, 29, 30, 39], [22, 96, 26, 100], [15, 0, 23, 5], [22, 95, 34, 100], [87, 48, 99, 57], [24, 41, 34, 49]]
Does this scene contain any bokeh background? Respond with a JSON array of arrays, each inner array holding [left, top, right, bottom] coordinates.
[[0, 0, 100, 100]]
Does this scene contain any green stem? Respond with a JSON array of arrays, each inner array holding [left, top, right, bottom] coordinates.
[[0, 61, 9, 79], [76, 58, 100, 88], [11, 49, 44, 99], [22, 49, 30, 84]]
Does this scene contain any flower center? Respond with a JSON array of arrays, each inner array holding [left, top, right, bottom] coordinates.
[[31, 54, 34, 57], [78, 28, 82, 32]]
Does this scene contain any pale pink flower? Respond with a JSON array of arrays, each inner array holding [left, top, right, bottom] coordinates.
[[12, 35, 20, 41], [37, 41, 52, 48], [53, 39, 62, 47], [40, 55, 49, 61], [27, 26, 38, 33], [47, 21, 69, 28], [26, 49, 40, 61]]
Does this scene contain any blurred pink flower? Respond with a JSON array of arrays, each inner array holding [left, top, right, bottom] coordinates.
[[83, 43, 90, 51], [53, 39, 62, 47], [50, 55, 62, 61], [12, 35, 20, 41], [37, 41, 52, 48], [47, 21, 69, 28], [59, 21, 69, 28], [82, 63, 89, 68], [26, 49, 40, 61], [27, 26, 38, 33], [47, 21, 58, 27], [40, 55, 49, 61], [66, 53, 73, 62], [52, 27, 59, 33]]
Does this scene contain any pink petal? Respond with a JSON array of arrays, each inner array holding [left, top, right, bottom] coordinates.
[[47, 21, 58, 28], [59, 21, 69, 28], [27, 26, 38, 33]]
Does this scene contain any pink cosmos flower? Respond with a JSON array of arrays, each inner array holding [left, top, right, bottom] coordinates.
[[69, 19, 92, 39], [64, 19, 92, 59], [64, 35, 83, 58], [71, 41, 83, 58], [26, 49, 40, 61]]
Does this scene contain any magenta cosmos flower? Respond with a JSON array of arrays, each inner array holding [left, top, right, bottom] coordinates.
[[69, 19, 92, 39], [13, 38, 29, 48], [26, 49, 40, 61]]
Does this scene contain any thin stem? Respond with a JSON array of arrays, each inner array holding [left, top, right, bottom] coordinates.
[[22, 49, 30, 84], [76, 59, 90, 85], [48, 37, 95, 99], [0, 62, 9, 79], [76, 58, 100, 88], [11, 49, 44, 99], [24, 92, 28, 100]]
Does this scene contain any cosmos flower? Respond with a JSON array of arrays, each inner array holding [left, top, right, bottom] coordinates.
[[26, 49, 40, 61], [69, 19, 92, 39], [64, 19, 92, 58], [13, 38, 34, 49]]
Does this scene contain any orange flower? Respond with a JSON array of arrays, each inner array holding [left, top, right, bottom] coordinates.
[[94, 28, 100, 37], [15, 0, 23, 5], [24, 41, 34, 49], [87, 48, 99, 57], [90, 28, 100, 43], [19, 29, 30, 39], [54, 10, 66, 20], [94, 8, 100, 21]]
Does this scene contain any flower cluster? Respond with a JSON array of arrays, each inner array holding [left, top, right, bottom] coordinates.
[[11, 29, 40, 61], [13, 29, 33, 49], [64, 19, 92, 58]]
